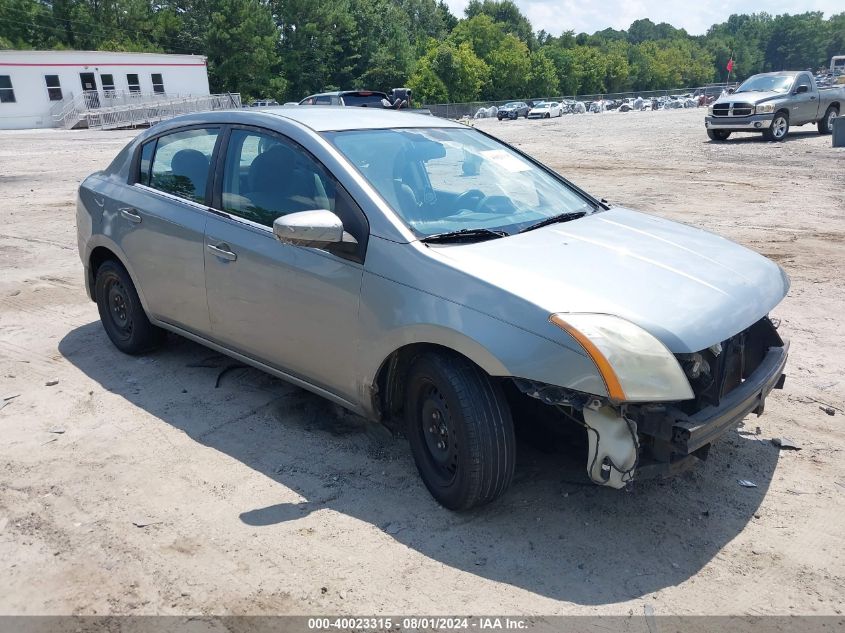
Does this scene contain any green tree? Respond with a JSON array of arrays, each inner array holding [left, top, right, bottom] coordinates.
[[525, 49, 558, 97], [487, 33, 529, 98]]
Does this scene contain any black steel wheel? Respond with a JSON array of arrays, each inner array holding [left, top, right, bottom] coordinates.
[[405, 352, 515, 510], [94, 260, 165, 355]]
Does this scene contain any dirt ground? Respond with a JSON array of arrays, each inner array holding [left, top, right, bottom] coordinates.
[[1, 108, 843, 617]]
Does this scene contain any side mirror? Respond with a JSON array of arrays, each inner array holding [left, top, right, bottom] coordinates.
[[273, 210, 357, 248], [728, 88, 735, 94], [795, 85, 809, 94]]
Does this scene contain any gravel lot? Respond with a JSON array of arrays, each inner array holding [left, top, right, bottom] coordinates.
[[0, 108, 843, 617]]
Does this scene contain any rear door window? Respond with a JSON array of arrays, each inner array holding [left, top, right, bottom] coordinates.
[[147, 128, 219, 203]]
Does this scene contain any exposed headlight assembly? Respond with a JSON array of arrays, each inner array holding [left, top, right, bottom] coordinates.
[[756, 103, 775, 114], [707, 104, 714, 114], [549, 313, 695, 403]]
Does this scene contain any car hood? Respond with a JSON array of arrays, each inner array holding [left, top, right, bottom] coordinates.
[[718, 91, 785, 104], [430, 207, 789, 353]]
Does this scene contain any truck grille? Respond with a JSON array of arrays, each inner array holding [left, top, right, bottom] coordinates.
[[712, 102, 754, 117]]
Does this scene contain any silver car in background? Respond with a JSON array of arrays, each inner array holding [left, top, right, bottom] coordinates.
[[77, 108, 789, 510]]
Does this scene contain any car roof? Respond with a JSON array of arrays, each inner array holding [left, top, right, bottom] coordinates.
[[155, 106, 463, 132]]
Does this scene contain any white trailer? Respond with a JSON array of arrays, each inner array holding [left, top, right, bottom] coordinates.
[[0, 50, 212, 130]]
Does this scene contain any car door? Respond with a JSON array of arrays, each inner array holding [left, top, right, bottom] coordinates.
[[791, 74, 816, 124], [112, 126, 220, 334], [203, 126, 369, 401]]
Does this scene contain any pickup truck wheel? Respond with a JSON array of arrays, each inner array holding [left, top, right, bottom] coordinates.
[[763, 113, 789, 141], [405, 352, 515, 510], [818, 107, 838, 134], [707, 129, 731, 141], [94, 260, 165, 355]]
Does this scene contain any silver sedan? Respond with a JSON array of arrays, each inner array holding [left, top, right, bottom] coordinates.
[[77, 107, 789, 510]]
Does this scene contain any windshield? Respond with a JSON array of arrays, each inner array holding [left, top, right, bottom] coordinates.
[[736, 75, 794, 93], [503, 102, 520, 108], [324, 127, 595, 237]]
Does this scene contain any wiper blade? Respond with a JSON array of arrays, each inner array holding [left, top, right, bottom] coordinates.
[[518, 211, 587, 234], [420, 228, 509, 244]]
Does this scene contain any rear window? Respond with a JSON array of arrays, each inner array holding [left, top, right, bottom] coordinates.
[[341, 92, 387, 107]]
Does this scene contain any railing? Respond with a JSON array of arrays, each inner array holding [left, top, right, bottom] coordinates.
[[50, 89, 241, 129], [424, 85, 739, 119], [84, 93, 242, 130]]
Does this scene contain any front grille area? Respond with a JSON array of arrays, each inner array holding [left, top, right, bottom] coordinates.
[[675, 317, 783, 415], [712, 102, 754, 117]]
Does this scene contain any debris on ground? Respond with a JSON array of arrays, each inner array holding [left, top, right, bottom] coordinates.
[[772, 437, 801, 450], [132, 517, 161, 528], [215, 364, 248, 388], [820, 406, 836, 416], [48, 426, 66, 434], [45, 380, 59, 387], [738, 479, 758, 488]]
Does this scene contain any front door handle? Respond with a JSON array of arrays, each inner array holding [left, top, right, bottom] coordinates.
[[207, 243, 237, 261], [119, 207, 142, 223]]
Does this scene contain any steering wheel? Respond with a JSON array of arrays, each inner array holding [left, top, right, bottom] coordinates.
[[454, 189, 487, 210]]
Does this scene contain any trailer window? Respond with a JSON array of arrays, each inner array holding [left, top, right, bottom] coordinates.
[[0, 76, 15, 103], [45, 75, 63, 101], [101, 74, 115, 94], [127, 74, 141, 93], [151, 73, 165, 94]]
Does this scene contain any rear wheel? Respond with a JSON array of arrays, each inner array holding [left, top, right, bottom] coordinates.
[[707, 129, 731, 141], [763, 112, 789, 141], [94, 260, 165, 355], [818, 106, 838, 134], [405, 352, 515, 510]]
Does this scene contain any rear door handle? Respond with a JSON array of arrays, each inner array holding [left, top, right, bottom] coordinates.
[[119, 207, 142, 223], [207, 243, 237, 261]]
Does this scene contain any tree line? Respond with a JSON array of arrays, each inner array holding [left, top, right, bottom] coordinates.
[[1, 0, 843, 103]]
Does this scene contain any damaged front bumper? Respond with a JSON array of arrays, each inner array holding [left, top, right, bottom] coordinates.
[[514, 337, 789, 488]]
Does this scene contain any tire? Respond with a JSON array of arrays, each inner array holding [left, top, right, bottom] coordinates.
[[818, 106, 838, 134], [94, 260, 165, 355], [405, 352, 515, 510], [707, 129, 731, 141], [763, 112, 789, 141], [545, 113, 550, 119]]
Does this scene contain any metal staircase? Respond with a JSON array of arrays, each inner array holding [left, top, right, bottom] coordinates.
[[49, 90, 242, 130]]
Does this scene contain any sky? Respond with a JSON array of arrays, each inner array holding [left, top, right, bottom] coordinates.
[[443, 0, 841, 36]]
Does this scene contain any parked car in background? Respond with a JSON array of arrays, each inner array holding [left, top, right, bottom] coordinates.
[[77, 107, 790, 511], [249, 99, 279, 108], [705, 71, 843, 141], [497, 102, 530, 120], [299, 90, 389, 107], [527, 101, 562, 118]]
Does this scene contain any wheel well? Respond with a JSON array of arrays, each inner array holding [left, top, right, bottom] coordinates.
[[373, 343, 486, 425], [828, 102, 840, 113], [87, 246, 121, 299]]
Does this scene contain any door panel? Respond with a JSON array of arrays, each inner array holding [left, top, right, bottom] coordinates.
[[204, 217, 363, 399], [113, 185, 211, 333], [204, 127, 366, 400], [109, 127, 220, 335], [791, 75, 816, 124]]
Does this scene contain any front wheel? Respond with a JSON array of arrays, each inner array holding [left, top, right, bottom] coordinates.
[[545, 113, 550, 119], [405, 352, 516, 510], [707, 129, 731, 141], [94, 260, 165, 355], [818, 107, 838, 134], [763, 113, 789, 141]]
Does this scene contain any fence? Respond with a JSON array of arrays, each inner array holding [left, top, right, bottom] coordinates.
[[424, 85, 739, 119], [50, 89, 242, 129]]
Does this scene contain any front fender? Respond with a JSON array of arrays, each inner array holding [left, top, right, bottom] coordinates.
[[356, 270, 608, 414]]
